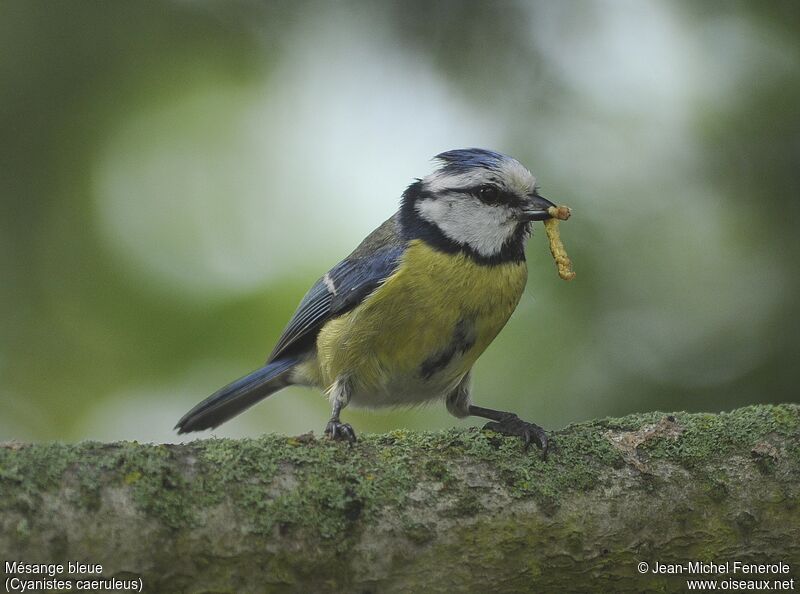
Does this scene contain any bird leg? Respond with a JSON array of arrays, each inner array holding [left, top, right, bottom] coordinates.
[[325, 377, 356, 443], [469, 405, 548, 457]]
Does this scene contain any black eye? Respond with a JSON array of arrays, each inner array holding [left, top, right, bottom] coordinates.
[[477, 184, 502, 204]]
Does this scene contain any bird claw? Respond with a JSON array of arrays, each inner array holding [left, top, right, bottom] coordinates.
[[483, 414, 549, 459], [325, 420, 357, 444]]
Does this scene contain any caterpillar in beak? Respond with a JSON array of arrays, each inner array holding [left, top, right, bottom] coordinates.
[[544, 206, 576, 281]]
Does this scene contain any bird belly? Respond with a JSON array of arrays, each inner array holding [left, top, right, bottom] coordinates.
[[312, 240, 527, 408]]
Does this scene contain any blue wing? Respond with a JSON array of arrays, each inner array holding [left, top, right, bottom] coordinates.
[[267, 217, 405, 362]]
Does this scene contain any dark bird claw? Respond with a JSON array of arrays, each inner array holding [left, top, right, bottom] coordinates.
[[484, 414, 549, 458], [325, 420, 357, 444]]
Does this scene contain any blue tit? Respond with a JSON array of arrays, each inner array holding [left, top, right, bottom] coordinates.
[[176, 148, 561, 453]]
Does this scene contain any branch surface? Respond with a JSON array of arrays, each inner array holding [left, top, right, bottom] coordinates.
[[1, 404, 799, 592]]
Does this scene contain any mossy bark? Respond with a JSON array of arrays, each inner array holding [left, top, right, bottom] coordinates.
[[1, 404, 799, 593]]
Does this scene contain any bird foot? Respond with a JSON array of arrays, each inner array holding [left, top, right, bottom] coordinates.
[[325, 420, 357, 443], [483, 414, 549, 458]]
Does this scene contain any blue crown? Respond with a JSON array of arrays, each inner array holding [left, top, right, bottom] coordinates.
[[434, 148, 509, 173]]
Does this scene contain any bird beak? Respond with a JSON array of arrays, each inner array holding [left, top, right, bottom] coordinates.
[[520, 192, 557, 221]]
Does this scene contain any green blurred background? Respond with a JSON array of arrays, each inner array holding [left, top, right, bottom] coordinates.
[[1, 1, 798, 443]]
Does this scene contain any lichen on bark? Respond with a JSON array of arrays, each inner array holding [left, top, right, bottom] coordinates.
[[1, 404, 799, 593]]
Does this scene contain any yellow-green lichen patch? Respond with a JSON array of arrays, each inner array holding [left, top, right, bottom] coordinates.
[[637, 405, 800, 468]]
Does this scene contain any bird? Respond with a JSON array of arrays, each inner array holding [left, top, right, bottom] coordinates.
[[176, 148, 561, 454]]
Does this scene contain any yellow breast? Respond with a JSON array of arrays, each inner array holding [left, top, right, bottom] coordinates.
[[312, 240, 527, 404]]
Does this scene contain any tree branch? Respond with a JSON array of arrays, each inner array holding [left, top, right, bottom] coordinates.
[[1, 404, 799, 592]]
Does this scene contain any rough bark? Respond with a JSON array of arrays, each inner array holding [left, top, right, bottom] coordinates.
[[1, 404, 799, 593]]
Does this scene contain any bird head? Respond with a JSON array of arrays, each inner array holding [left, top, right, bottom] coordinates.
[[400, 148, 556, 260]]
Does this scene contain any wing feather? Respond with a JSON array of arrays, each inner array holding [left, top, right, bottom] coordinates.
[[267, 217, 405, 362]]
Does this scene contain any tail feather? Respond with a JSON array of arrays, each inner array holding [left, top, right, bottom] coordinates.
[[175, 358, 297, 434]]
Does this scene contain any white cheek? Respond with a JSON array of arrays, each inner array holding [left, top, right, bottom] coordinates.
[[416, 197, 520, 257]]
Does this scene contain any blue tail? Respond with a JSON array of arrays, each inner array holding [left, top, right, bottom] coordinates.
[[175, 358, 297, 434]]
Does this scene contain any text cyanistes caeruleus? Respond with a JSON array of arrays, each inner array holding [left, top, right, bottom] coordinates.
[[176, 148, 563, 453]]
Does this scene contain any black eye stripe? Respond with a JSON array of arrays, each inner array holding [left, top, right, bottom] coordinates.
[[439, 183, 523, 207]]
